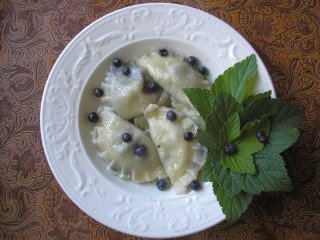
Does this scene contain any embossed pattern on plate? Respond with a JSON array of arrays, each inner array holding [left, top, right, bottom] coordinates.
[[40, 3, 274, 238]]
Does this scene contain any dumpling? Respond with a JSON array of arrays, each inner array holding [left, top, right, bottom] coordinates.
[[171, 97, 205, 129], [91, 106, 167, 183], [101, 66, 163, 120], [137, 53, 210, 108], [133, 115, 149, 131], [144, 104, 207, 194], [157, 90, 172, 107]]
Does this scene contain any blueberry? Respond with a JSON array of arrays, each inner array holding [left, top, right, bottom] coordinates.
[[256, 131, 267, 143], [258, 135, 267, 143], [186, 56, 197, 65], [122, 66, 131, 76], [166, 110, 177, 121], [159, 48, 168, 57], [122, 133, 132, 143], [146, 80, 160, 93], [93, 88, 104, 97], [190, 180, 200, 190], [223, 142, 237, 155], [184, 131, 193, 141], [112, 58, 122, 67], [88, 112, 99, 123], [256, 131, 263, 137], [156, 179, 167, 191], [198, 66, 208, 75], [135, 145, 146, 156]]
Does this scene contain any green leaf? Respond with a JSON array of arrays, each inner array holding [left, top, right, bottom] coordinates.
[[242, 90, 272, 108], [240, 114, 270, 139], [183, 88, 213, 119], [217, 112, 241, 148], [184, 55, 305, 224], [214, 145, 293, 196], [216, 104, 301, 194], [212, 153, 243, 196], [197, 129, 218, 151], [201, 160, 215, 182], [240, 147, 293, 194], [236, 102, 303, 194], [224, 113, 241, 142], [212, 178, 253, 223], [212, 54, 257, 103], [221, 135, 263, 174], [206, 91, 242, 135], [239, 91, 273, 126], [212, 143, 293, 199], [268, 100, 304, 153], [219, 115, 266, 175]]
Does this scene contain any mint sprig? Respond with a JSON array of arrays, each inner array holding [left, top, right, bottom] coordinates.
[[212, 54, 257, 103], [184, 54, 304, 222]]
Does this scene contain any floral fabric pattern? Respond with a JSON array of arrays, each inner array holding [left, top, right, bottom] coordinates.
[[0, 0, 319, 239]]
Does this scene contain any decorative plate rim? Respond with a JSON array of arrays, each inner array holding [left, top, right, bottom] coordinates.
[[40, 3, 274, 238]]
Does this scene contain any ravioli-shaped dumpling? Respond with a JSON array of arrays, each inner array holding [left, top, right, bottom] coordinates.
[[92, 106, 167, 183], [144, 104, 207, 194], [171, 97, 205, 129], [101, 66, 163, 120], [133, 115, 149, 131], [157, 90, 172, 107], [137, 53, 209, 107]]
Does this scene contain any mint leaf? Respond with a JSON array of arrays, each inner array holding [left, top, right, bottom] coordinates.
[[212, 54, 257, 103], [223, 113, 241, 142], [197, 129, 218, 151], [268, 100, 304, 153], [184, 54, 305, 223], [212, 178, 253, 223], [212, 153, 243, 196], [239, 91, 273, 126], [201, 156, 215, 182], [221, 135, 263, 174], [215, 146, 293, 196], [218, 114, 265, 175], [214, 108, 297, 195], [242, 90, 272, 108], [206, 91, 242, 134], [214, 147, 293, 196], [213, 101, 301, 193], [240, 114, 270, 139], [218, 112, 241, 149], [237, 101, 304, 194], [183, 88, 213, 119], [240, 148, 293, 194]]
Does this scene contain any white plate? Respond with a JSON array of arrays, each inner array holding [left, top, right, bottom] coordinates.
[[41, 3, 274, 238]]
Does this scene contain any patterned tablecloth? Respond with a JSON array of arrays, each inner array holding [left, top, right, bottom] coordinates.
[[1, 1, 319, 239]]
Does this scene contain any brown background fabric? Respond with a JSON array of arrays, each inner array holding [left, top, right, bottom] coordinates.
[[0, 0, 319, 239]]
